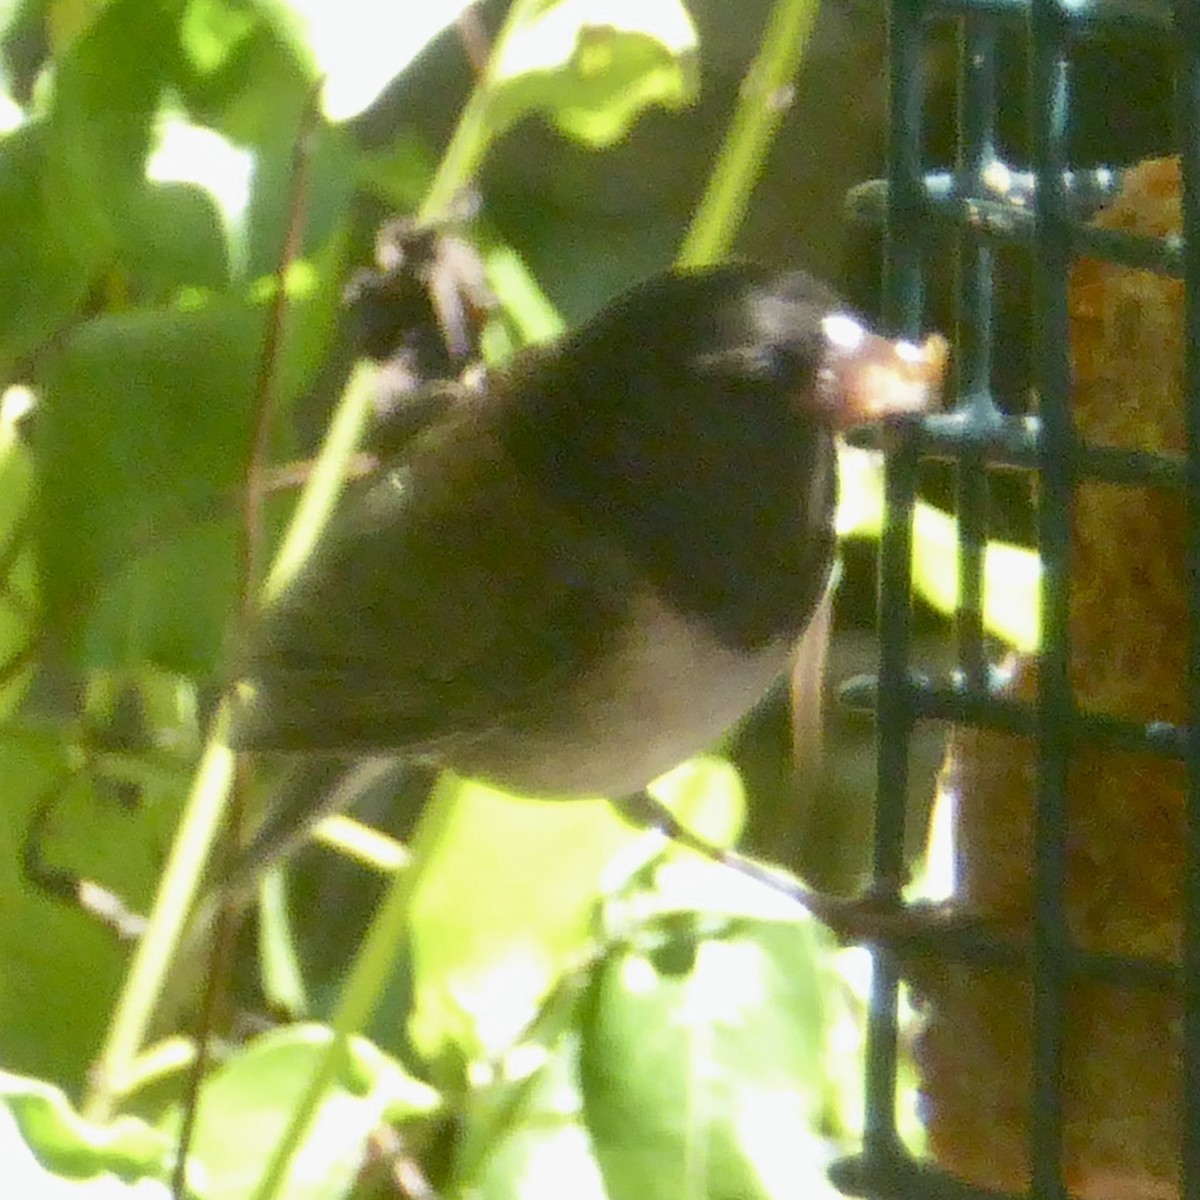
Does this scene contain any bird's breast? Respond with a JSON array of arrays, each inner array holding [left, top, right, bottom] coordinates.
[[438, 586, 795, 799]]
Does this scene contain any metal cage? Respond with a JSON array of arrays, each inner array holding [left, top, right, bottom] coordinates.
[[830, 0, 1200, 1197]]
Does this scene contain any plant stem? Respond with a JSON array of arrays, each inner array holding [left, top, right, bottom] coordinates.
[[83, 363, 379, 1124], [677, 0, 822, 268], [417, 0, 536, 225], [417, 85, 497, 225], [83, 715, 236, 1122], [248, 836, 421, 1200]]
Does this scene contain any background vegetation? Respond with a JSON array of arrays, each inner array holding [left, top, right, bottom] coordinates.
[[0, 0, 969, 1196]]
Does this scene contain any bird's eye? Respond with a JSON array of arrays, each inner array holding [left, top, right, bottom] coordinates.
[[821, 312, 868, 352]]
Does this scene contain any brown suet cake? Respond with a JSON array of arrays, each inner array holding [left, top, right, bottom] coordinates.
[[914, 157, 1186, 1199]]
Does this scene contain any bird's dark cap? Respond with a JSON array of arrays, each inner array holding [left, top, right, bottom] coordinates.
[[814, 314, 948, 429]]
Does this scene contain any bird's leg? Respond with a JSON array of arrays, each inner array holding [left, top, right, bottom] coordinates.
[[612, 790, 856, 923], [614, 790, 971, 949], [613, 789, 817, 900], [217, 757, 406, 911]]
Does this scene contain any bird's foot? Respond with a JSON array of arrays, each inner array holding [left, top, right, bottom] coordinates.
[[614, 791, 982, 951]]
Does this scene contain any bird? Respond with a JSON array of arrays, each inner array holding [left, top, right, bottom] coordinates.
[[226, 262, 945, 891]]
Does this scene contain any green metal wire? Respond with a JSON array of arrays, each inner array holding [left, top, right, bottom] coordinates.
[[835, 0, 1199, 1197]]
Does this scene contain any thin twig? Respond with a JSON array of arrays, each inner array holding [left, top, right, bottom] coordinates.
[[171, 81, 324, 1200], [240, 85, 323, 612], [169, 750, 253, 1200], [455, 3, 491, 78]]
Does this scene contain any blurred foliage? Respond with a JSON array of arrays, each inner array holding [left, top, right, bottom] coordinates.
[[0, 0, 964, 1196]]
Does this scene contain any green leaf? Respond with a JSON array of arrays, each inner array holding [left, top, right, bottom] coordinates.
[[356, 134, 439, 214], [241, 122, 358, 282], [486, 0, 699, 148], [82, 515, 245, 676], [0, 733, 189, 1091], [461, 1031, 609, 1200], [178, 0, 260, 78], [406, 758, 744, 1066], [144, 106, 258, 279], [451, 863, 841, 1200], [0, 0, 182, 366], [33, 229, 346, 672], [405, 778, 645, 1067], [0, 0, 25, 52], [176, 1024, 442, 1200], [177, 0, 315, 148], [46, 0, 180, 200], [0, 1070, 178, 1197], [0, 122, 107, 368], [33, 301, 264, 664], [116, 181, 232, 302], [579, 914, 838, 1200]]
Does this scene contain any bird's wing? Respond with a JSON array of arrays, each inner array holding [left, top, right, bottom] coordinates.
[[231, 408, 623, 758]]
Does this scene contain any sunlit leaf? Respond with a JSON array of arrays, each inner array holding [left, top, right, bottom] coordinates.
[[175, 1024, 442, 1200], [579, 915, 837, 1200], [406, 758, 744, 1065], [486, 0, 699, 147], [0, 0, 179, 365], [460, 1032, 609, 1200], [0, 1070, 177, 1197]]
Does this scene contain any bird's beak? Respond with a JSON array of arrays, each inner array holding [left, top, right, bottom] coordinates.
[[814, 313, 949, 430]]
